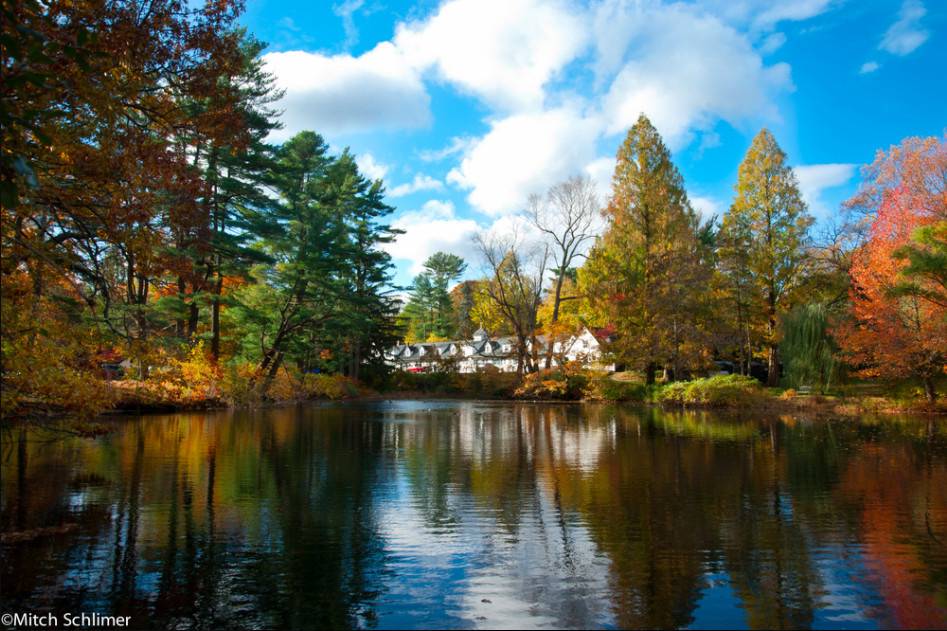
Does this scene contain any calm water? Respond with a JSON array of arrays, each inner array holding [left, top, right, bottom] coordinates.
[[1, 401, 946, 629]]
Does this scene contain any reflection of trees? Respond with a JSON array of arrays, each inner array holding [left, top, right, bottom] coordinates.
[[1, 409, 387, 628], [837, 440, 947, 628], [716, 428, 821, 630], [2, 405, 947, 629]]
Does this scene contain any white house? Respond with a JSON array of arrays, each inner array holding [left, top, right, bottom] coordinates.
[[385, 327, 613, 373]]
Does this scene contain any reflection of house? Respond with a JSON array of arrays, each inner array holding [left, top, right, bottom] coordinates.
[[385, 327, 613, 373]]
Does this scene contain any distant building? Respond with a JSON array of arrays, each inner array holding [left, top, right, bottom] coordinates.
[[385, 327, 613, 373]]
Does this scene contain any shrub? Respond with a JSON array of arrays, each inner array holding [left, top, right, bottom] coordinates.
[[300, 373, 361, 400], [658, 374, 765, 408], [221, 362, 262, 406], [514, 363, 589, 400], [584, 376, 650, 402], [110, 342, 224, 410], [2, 334, 115, 419], [266, 367, 300, 402]]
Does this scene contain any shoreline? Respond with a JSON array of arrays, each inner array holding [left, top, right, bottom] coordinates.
[[3, 390, 943, 432]]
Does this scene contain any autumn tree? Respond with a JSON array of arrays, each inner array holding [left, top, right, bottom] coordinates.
[[718, 129, 813, 386], [579, 115, 711, 383], [2, 0, 249, 380], [450, 280, 483, 340], [836, 136, 947, 402], [529, 174, 598, 367]]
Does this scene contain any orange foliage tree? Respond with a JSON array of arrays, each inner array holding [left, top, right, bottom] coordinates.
[[836, 136, 947, 402]]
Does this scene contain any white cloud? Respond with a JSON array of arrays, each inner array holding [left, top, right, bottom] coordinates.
[[880, 0, 929, 56], [760, 32, 787, 54], [751, 0, 835, 30], [584, 156, 616, 206], [418, 136, 475, 162], [695, 0, 835, 31], [384, 200, 481, 275], [860, 61, 880, 74], [794, 163, 856, 220], [447, 107, 601, 215], [334, 0, 365, 49], [263, 44, 430, 141], [596, 2, 793, 148], [355, 153, 389, 181], [393, 0, 588, 111], [690, 195, 722, 220], [388, 173, 444, 197]]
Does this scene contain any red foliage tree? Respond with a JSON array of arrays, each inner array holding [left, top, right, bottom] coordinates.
[[836, 137, 947, 402]]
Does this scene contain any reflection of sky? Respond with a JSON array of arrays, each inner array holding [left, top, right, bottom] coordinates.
[[688, 571, 748, 630], [812, 545, 882, 629], [371, 415, 616, 629]]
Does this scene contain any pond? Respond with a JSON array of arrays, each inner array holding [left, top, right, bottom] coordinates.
[[2, 401, 946, 629]]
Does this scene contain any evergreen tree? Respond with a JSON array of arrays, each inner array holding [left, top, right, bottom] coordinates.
[[328, 151, 400, 379], [718, 129, 813, 386], [401, 252, 466, 341], [451, 280, 481, 340], [242, 131, 346, 393], [579, 115, 711, 383]]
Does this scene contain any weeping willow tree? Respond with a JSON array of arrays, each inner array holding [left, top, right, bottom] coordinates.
[[780, 304, 837, 393]]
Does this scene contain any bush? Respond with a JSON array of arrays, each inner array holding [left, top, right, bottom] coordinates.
[[110, 343, 225, 410], [514, 363, 589, 400], [300, 373, 361, 400], [465, 366, 519, 398], [221, 362, 262, 406], [658, 374, 765, 408], [2, 334, 115, 419], [583, 376, 650, 402]]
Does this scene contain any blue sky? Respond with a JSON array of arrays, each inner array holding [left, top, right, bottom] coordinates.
[[240, 0, 945, 287]]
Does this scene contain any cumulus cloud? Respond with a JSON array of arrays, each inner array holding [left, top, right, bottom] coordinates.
[[447, 107, 602, 215], [583, 156, 616, 205], [690, 195, 723, 221], [794, 163, 856, 220], [355, 153, 389, 181], [263, 44, 430, 141], [596, 2, 793, 148], [860, 61, 880, 74], [880, 0, 929, 56], [383, 200, 482, 275], [388, 174, 444, 197], [393, 0, 588, 111]]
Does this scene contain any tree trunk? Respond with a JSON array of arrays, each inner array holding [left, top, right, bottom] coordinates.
[[260, 351, 285, 398], [645, 362, 656, 385], [923, 377, 937, 403], [544, 272, 566, 369], [187, 300, 199, 339], [176, 276, 187, 337], [766, 291, 779, 387], [767, 342, 779, 387], [210, 272, 223, 361]]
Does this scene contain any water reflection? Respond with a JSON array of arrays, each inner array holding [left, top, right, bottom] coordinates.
[[1, 402, 945, 629]]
